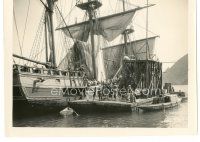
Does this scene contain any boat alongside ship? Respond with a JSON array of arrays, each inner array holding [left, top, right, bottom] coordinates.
[[163, 83, 188, 102], [137, 94, 182, 111], [68, 98, 153, 114]]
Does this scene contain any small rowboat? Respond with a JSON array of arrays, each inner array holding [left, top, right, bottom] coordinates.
[[137, 94, 182, 111], [60, 107, 74, 116]]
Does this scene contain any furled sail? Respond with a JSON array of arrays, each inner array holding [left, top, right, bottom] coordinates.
[[102, 36, 158, 79], [57, 8, 137, 42]]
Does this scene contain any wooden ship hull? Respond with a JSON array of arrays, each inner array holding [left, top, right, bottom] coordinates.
[[13, 65, 85, 116]]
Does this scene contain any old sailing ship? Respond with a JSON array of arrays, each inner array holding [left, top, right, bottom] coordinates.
[[13, 0, 163, 115], [56, 0, 163, 113], [13, 0, 86, 116]]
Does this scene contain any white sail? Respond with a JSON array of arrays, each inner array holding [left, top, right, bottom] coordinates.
[[57, 5, 155, 80], [57, 9, 136, 42], [61, 22, 90, 42], [58, 36, 158, 80], [102, 36, 158, 79], [93, 11, 135, 41]]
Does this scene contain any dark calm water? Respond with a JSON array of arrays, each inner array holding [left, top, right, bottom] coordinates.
[[13, 85, 188, 128]]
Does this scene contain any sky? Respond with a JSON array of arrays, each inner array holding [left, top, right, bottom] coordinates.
[[13, 0, 188, 71]]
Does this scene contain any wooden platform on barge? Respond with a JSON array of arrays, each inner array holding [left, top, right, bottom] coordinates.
[[68, 98, 153, 114]]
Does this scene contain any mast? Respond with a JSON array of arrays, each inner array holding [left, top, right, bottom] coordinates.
[[122, 0, 128, 56], [122, 0, 125, 11], [121, 0, 134, 56], [145, 0, 150, 88], [45, 0, 57, 68], [76, 0, 102, 80], [44, 12, 48, 63], [146, 0, 150, 60], [88, 1, 96, 80]]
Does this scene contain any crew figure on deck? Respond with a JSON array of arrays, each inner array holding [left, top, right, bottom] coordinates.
[[127, 85, 133, 102]]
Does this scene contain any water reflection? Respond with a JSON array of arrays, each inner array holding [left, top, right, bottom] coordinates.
[[13, 102, 187, 128]]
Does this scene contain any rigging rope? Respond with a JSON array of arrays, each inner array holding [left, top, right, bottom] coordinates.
[[31, 23, 44, 62], [33, 47, 45, 59], [55, 5, 74, 66], [13, 9, 23, 57], [35, 27, 45, 62], [39, 33, 46, 62], [55, 4, 77, 46], [133, 22, 158, 36], [21, 0, 30, 49], [124, 0, 139, 9], [108, 0, 114, 13], [57, 2, 76, 28], [13, 58, 16, 64], [115, 0, 120, 13], [28, 9, 45, 65], [55, 6, 62, 63]]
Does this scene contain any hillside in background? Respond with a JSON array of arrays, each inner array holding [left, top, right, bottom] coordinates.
[[162, 54, 188, 85]]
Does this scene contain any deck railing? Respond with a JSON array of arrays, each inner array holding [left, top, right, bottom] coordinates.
[[13, 64, 85, 78]]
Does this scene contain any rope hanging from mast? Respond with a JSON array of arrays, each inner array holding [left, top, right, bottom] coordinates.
[[13, 9, 23, 57], [13, 0, 47, 66], [57, 2, 76, 29], [108, 0, 114, 13], [13, 0, 31, 59], [55, 2, 80, 67], [28, 9, 45, 66], [21, 0, 30, 50], [55, 4, 76, 44]]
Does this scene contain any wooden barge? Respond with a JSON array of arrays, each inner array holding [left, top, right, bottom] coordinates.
[[68, 98, 153, 114]]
